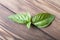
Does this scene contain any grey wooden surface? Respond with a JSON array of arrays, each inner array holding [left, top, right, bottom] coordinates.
[[0, 0, 60, 40]]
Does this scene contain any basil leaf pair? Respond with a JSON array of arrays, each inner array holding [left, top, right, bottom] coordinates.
[[8, 12, 55, 29]]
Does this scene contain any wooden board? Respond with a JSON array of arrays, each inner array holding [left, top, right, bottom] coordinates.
[[0, 0, 60, 40], [0, 3, 55, 40]]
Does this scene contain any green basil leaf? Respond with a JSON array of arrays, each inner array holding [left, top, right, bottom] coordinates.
[[26, 22, 31, 29], [32, 13, 55, 28], [8, 12, 31, 29]]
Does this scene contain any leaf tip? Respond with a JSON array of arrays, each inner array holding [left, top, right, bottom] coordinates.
[[26, 22, 31, 29]]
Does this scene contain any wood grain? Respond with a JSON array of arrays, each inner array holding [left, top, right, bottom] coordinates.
[[0, 0, 60, 40], [0, 4, 55, 40]]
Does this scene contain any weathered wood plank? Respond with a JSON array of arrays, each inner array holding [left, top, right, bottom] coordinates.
[[0, 0, 60, 40], [32, 0, 60, 40], [0, 25, 21, 40], [0, 0, 45, 15], [0, 4, 54, 40]]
